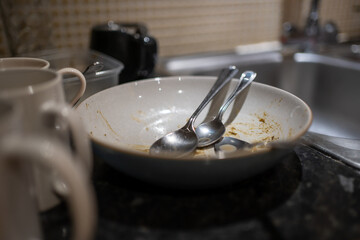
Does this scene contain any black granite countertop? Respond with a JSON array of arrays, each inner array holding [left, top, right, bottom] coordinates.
[[42, 145, 360, 240]]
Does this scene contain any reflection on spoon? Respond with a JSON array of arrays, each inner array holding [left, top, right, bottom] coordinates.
[[214, 136, 294, 158]]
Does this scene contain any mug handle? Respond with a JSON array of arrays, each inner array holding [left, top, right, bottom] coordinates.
[[0, 136, 96, 240], [41, 102, 93, 176], [57, 67, 87, 106]]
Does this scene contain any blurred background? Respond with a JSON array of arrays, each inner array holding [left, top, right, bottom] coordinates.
[[1, 0, 360, 58]]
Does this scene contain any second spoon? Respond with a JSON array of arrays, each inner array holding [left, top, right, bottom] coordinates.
[[195, 71, 257, 147], [149, 66, 239, 157]]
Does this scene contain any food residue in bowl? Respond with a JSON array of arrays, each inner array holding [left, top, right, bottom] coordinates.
[[93, 109, 282, 159], [128, 144, 150, 154], [126, 111, 281, 158], [224, 111, 281, 143], [97, 109, 121, 138]]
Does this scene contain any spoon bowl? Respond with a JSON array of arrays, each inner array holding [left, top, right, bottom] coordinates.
[[214, 136, 293, 157], [149, 127, 198, 158], [196, 120, 226, 147], [214, 137, 251, 154]]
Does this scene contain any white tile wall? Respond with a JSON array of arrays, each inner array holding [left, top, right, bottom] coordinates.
[[1, 0, 360, 57]]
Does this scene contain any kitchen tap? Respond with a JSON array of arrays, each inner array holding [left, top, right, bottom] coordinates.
[[303, 0, 321, 52], [304, 0, 320, 39], [283, 0, 338, 52]]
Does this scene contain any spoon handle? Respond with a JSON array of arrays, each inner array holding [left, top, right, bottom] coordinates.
[[184, 66, 239, 129], [217, 71, 256, 120], [82, 61, 104, 74]]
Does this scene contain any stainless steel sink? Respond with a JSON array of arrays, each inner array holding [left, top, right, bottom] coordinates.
[[157, 51, 360, 139]]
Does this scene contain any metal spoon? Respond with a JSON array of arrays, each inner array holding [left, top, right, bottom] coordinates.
[[214, 137, 251, 153], [149, 66, 239, 157], [82, 61, 104, 75], [214, 136, 291, 153], [214, 136, 294, 158], [195, 71, 256, 147]]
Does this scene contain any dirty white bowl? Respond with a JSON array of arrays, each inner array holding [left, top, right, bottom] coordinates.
[[77, 76, 312, 188]]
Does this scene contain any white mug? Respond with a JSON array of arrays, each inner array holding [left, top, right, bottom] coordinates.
[[0, 99, 96, 240], [0, 57, 86, 105], [0, 69, 92, 211]]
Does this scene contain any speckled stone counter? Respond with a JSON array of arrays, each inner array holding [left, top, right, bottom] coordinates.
[[42, 145, 360, 240]]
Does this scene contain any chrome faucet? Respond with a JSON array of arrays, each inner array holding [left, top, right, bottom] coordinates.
[[303, 0, 321, 52], [304, 0, 320, 39], [283, 0, 338, 52]]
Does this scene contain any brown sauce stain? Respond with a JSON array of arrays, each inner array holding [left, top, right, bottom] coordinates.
[[129, 144, 150, 153], [224, 111, 281, 143], [132, 116, 143, 123], [128, 111, 283, 159], [97, 110, 120, 137]]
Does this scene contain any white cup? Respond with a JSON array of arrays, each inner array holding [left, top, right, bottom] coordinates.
[[0, 69, 92, 211], [0, 57, 86, 105], [0, 57, 50, 69], [0, 99, 96, 240]]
